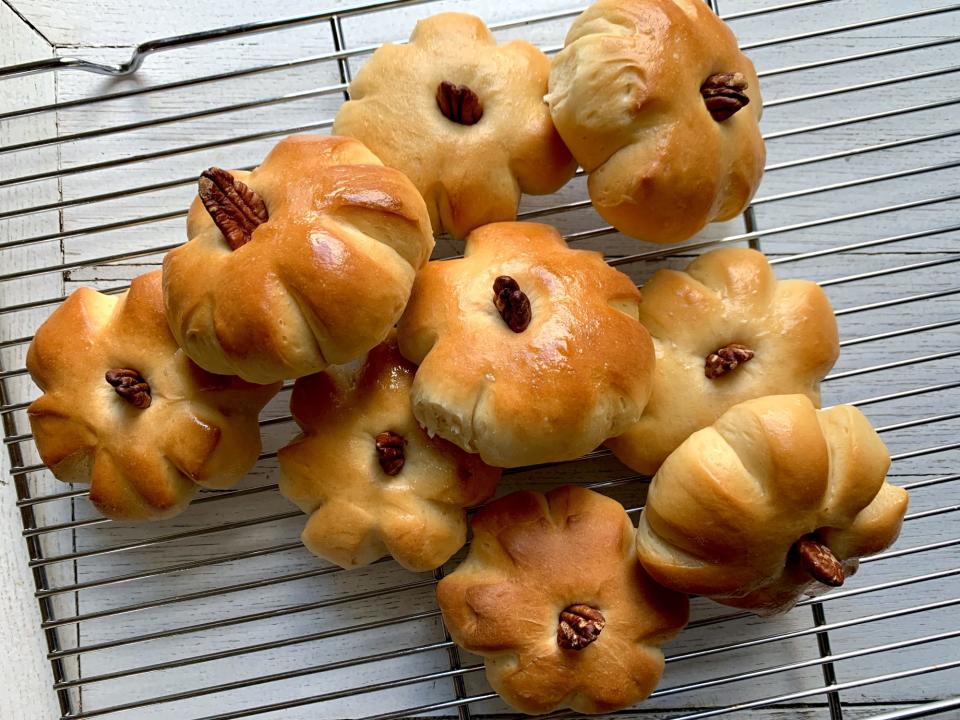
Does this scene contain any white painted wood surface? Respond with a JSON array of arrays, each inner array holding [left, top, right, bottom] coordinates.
[[0, 4, 74, 720], [0, 1, 958, 719]]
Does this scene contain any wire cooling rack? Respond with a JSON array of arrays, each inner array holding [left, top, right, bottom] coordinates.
[[1, 0, 958, 718]]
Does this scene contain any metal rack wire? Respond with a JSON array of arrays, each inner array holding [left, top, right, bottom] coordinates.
[[1, 0, 958, 718]]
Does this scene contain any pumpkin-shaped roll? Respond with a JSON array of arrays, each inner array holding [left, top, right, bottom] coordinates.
[[438, 486, 689, 715], [334, 13, 577, 240], [546, 0, 765, 244], [397, 222, 656, 468], [26, 271, 279, 521], [636, 395, 909, 615], [607, 248, 839, 475], [163, 134, 434, 384], [278, 334, 500, 572]]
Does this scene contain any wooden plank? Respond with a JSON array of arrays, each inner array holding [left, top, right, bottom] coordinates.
[[0, 5, 75, 720], [6, 0, 394, 47]]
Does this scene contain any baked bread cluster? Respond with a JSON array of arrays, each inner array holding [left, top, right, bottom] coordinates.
[[334, 13, 576, 240], [278, 335, 500, 572], [438, 486, 688, 714], [637, 396, 909, 614], [24, 3, 914, 716], [607, 248, 839, 475], [397, 221, 655, 467], [163, 134, 434, 384], [27, 272, 278, 521], [547, 0, 765, 243]]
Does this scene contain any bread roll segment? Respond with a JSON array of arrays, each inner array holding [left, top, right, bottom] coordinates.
[[637, 395, 909, 614]]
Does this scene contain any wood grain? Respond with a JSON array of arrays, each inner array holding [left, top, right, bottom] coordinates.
[[1, 0, 958, 718], [0, 5, 73, 720]]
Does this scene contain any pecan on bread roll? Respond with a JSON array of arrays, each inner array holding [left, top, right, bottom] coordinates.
[[278, 334, 500, 572], [163, 134, 434, 384], [546, 0, 765, 244], [334, 13, 576, 240], [438, 486, 688, 715], [607, 248, 838, 475], [26, 271, 278, 521], [637, 395, 909, 615], [397, 222, 655, 468]]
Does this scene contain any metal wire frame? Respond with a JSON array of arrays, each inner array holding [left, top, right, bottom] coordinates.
[[37, 574, 960, 717], [16, 455, 955, 641], [2, 0, 959, 719]]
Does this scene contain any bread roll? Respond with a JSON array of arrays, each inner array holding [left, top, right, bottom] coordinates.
[[397, 221, 655, 467], [163, 134, 434, 384], [334, 13, 576, 240], [637, 395, 909, 614], [278, 334, 500, 572], [438, 486, 688, 714], [607, 248, 838, 475], [27, 271, 278, 521], [547, 0, 765, 243]]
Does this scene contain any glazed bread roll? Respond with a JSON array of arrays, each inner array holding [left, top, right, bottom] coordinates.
[[607, 248, 839, 475], [397, 222, 655, 468], [637, 395, 909, 614], [26, 271, 278, 521], [438, 486, 689, 714], [163, 134, 434, 384], [547, 0, 765, 243], [334, 13, 577, 240], [278, 334, 500, 572]]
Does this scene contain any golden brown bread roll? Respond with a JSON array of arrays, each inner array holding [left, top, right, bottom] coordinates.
[[437, 485, 689, 715], [607, 248, 839, 475], [277, 334, 500, 572], [333, 12, 577, 240], [26, 271, 278, 521], [397, 222, 656, 468], [636, 395, 909, 614], [546, 0, 765, 243], [163, 134, 434, 384]]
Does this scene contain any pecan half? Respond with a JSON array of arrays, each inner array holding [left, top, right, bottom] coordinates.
[[794, 535, 845, 587], [705, 343, 754, 379], [436, 81, 483, 126], [700, 72, 750, 122], [375, 431, 407, 476], [493, 276, 532, 333], [557, 604, 605, 651], [198, 167, 268, 250], [105, 368, 152, 409]]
